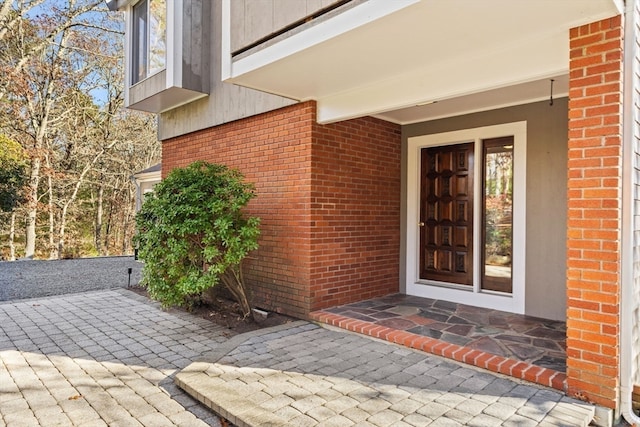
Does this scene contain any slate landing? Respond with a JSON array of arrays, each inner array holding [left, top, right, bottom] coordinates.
[[310, 293, 568, 391]]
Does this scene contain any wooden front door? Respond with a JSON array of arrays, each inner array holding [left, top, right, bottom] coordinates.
[[420, 143, 474, 285]]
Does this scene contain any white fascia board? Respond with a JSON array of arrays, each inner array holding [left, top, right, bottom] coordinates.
[[227, 0, 420, 80], [106, 0, 134, 11], [133, 171, 161, 183], [128, 87, 207, 113], [316, 29, 568, 124]]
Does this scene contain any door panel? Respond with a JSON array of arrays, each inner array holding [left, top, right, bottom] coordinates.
[[420, 143, 474, 285]]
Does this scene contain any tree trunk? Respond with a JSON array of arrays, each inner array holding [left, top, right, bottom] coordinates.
[[220, 266, 254, 320], [104, 201, 113, 255], [95, 183, 103, 255], [9, 211, 16, 261], [55, 141, 114, 258], [21, 28, 71, 259], [57, 213, 66, 259], [121, 185, 136, 254], [120, 190, 128, 254], [47, 162, 57, 260], [24, 155, 41, 259]]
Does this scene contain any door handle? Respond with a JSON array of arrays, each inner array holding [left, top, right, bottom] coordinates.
[[418, 222, 425, 227]]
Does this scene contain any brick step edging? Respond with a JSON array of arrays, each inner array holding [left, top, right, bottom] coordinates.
[[310, 310, 567, 392]]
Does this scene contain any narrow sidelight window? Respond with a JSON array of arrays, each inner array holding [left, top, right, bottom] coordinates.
[[481, 137, 513, 293]]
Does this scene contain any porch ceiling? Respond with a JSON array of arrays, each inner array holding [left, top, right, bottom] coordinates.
[[226, 0, 621, 124]]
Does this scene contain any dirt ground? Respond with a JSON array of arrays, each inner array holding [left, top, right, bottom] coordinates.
[[128, 285, 295, 334]]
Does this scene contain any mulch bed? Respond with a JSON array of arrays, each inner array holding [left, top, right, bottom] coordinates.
[[127, 285, 296, 334]]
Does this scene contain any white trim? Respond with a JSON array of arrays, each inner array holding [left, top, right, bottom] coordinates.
[[406, 122, 527, 314], [126, 0, 174, 106], [133, 173, 161, 183], [124, 3, 132, 107], [621, 0, 640, 424]]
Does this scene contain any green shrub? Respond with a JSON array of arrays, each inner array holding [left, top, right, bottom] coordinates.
[[0, 135, 27, 212], [134, 161, 260, 318]]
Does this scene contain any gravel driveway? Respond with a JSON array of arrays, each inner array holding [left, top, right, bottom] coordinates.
[[0, 257, 143, 301]]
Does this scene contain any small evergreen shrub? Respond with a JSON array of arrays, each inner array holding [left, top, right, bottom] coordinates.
[[134, 161, 260, 318]]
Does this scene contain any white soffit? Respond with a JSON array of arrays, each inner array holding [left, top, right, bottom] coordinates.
[[227, 0, 621, 124], [374, 74, 569, 125]]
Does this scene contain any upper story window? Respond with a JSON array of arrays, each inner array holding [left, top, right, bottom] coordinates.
[[131, 0, 166, 84], [108, 0, 209, 113]]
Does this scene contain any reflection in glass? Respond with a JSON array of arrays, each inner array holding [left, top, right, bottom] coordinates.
[[132, 0, 148, 84], [482, 140, 513, 293], [148, 0, 166, 77], [131, 0, 166, 84]]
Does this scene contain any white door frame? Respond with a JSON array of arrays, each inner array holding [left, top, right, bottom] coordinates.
[[406, 121, 527, 314]]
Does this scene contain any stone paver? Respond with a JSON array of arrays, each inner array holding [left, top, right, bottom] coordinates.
[[0, 289, 229, 426], [177, 323, 595, 427], [0, 258, 599, 427]]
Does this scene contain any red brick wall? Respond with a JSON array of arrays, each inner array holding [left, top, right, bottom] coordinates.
[[567, 15, 623, 409], [310, 118, 401, 310], [163, 103, 315, 318], [162, 102, 401, 318]]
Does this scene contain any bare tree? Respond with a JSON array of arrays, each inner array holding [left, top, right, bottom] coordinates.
[[0, 1, 159, 259], [2, 1, 119, 258], [90, 110, 159, 255], [0, 0, 110, 99]]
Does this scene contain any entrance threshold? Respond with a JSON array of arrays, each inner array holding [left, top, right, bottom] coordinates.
[[310, 293, 567, 392]]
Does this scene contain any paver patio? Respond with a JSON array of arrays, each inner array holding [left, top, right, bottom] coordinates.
[[0, 283, 601, 426], [177, 322, 597, 427], [0, 289, 228, 426]]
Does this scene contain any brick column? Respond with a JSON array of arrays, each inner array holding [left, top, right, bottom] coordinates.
[[309, 116, 401, 310], [567, 15, 623, 409]]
